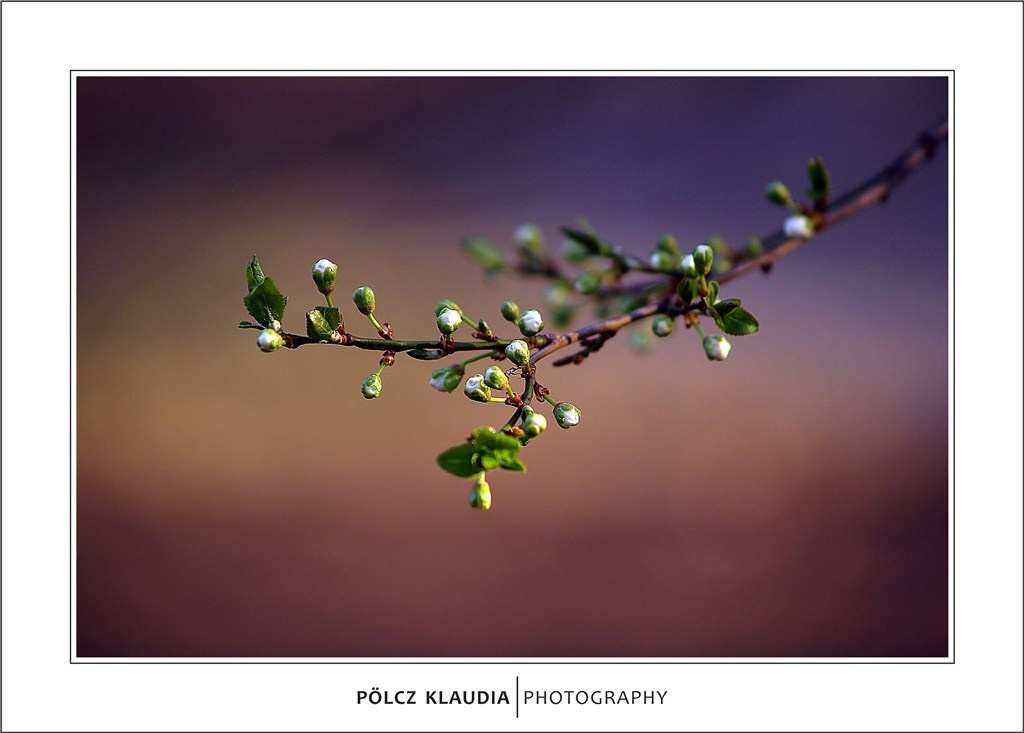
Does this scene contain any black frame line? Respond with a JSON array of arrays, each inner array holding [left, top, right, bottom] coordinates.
[[69, 68, 955, 666]]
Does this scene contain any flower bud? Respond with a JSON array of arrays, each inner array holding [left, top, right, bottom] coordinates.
[[783, 215, 814, 239], [692, 244, 714, 275], [469, 476, 492, 510], [808, 157, 830, 197], [514, 223, 544, 253], [434, 299, 461, 317], [436, 307, 462, 335], [655, 234, 680, 256], [574, 272, 600, 295], [544, 283, 570, 307], [500, 301, 520, 322], [649, 250, 677, 272], [256, 328, 284, 352], [483, 365, 509, 391], [651, 315, 674, 338], [464, 374, 491, 402], [505, 340, 531, 366], [521, 407, 547, 438], [765, 180, 793, 208], [679, 254, 698, 278], [703, 335, 732, 361], [270, 319, 282, 333], [517, 309, 544, 336], [311, 259, 338, 295], [553, 402, 581, 429], [429, 365, 463, 393], [352, 286, 375, 315], [361, 374, 382, 399]]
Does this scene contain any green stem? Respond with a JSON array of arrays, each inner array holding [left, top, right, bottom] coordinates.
[[504, 373, 536, 429], [367, 313, 385, 334], [375, 362, 387, 377], [693, 321, 707, 339], [459, 352, 494, 368], [325, 293, 334, 308], [541, 393, 558, 407]]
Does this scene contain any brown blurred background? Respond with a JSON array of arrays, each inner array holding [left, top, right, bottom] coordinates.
[[76, 76, 948, 657]]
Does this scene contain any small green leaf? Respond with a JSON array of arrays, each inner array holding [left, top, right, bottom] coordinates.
[[706, 281, 720, 305], [471, 427, 521, 453], [245, 255, 265, 291], [711, 302, 759, 336], [561, 228, 610, 256], [496, 453, 527, 472], [238, 321, 262, 329], [243, 276, 288, 327], [461, 237, 508, 273], [437, 443, 479, 478], [315, 306, 341, 331], [478, 453, 500, 471], [306, 309, 335, 340]]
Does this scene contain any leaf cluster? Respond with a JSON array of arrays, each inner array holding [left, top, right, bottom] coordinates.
[[436, 427, 527, 477]]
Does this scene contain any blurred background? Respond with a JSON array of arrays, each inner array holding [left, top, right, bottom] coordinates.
[[76, 76, 948, 657]]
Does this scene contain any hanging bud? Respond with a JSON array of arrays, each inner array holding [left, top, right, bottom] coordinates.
[[679, 254, 698, 278], [429, 365, 464, 393], [483, 366, 509, 391], [649, 249, 677, 272], [521, 407, 547, 438], [692, 244, 714, 275], [464, 374, 492, 402], [514, 223, 544, 254], [256, 328, 284, 352], [311, 259, 338, 295], [505, 340, 531, 366], [352, 286, 375, 315], [434, 299, 461, 317], [630, 328, 652, 354], [500, 301, 520, 322], [361, 374, 383, 399], [436, 307, 462, 335], [703, 335, 732, 361], [517, 309, 544, 336], [574, 272, 600, 295], [469, 476, 492, 510], [783, 215, 814, 239], [765, 181, 794, 208], [553, 402, 581, 429], [270, 319, 282, 333], [651, 315, 674, 338]]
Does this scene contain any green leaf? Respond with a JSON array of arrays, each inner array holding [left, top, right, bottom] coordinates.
[[496, 453, 527, 472], [306, 308, 335, 340], [238, 321, 262, 329], [561, 227, 610, 256], [243, 276, 288, 327], [461, 237, 508, 273], [477, 452, 500, 471], [315, 306, 341, 331], [705, 281, 720, 306], [245, 255, 265, 291], [471, 427, 521, 453], [711, 302, 759, 336], [436, 443, 480, 478]]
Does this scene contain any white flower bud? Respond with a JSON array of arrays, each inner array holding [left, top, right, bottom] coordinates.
[[521, 407, 547, 438], [361, 374, 382, 399], [436, 307, 462, 335], [429, 365, 463, 393], [783, 215, 814, 239], [311, 258, 338, 294], [553, 402, 581, 429], [651, 315, 674, 338], [464, 374, 492, 402], [483, 365, 509, 391], [517, 309, 544, 336], [514, 223, 543, 251], [679, 254, 697, 278], [270, 319, 282, 333], [649, 250, 676, 271], [692, 244, 714, 275], [256, 328, 284, 352], [703, 335, 732, 361], [505, 340, 531, 366]]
